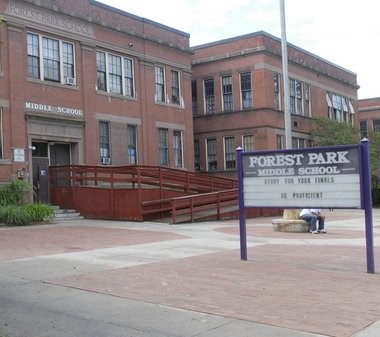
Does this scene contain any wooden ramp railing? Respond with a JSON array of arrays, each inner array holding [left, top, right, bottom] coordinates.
[[141, 188, 239, 224], [49, 165, 238, 222]]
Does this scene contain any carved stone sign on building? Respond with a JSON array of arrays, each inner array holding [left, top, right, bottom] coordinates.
[[7, 2, 93, 37], [25, 102, 84, 119]]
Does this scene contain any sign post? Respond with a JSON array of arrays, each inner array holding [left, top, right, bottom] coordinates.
[[237, 142, 375, 273], [237, 147, 247, 260], [361, 139, 374, 273]]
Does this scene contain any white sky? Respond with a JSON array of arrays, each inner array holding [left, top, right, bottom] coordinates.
[[97, 0, 380, 99]]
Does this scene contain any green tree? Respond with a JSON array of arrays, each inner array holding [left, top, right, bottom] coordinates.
[[311, 117, 359, 146], [369, 131, 380, 180], [311, 117, 380, 198]]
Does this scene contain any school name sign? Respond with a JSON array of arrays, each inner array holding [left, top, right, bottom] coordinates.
[[240, 146, 361, 208]]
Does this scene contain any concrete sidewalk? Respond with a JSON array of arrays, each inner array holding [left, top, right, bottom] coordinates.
[[0, 209, 379, 337]]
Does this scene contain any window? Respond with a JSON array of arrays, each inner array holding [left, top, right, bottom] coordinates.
[[124, 58, 134, 97], [171, 70, 180, 105], [96, 51, 135, 97], [341, 98, 349, 122], [295, 81, 303, 114], [326, 92, 353, 124], [158, 128, 169, 166], [289, 79, 296, 113], [96, 51, 107, 91], [99, 121, 110, 160], [192, 81, 198, 116], [276, 134, 284, 150], [332, 94, 342, 121], [43, 37, 60, 81], [27, 33, 40, 79], [222, 75, 233, 111], [155, 66, 165, 102], [63, 42, 74, 80], [289, 79, 303, 114], [240, 72, 252, 109], [194, 139, 200, 171], [293, 137, 313, 148], [224, 137, 236, 170], [274, 73, 281, 110], [173, 130, 183, 168], [359, 121, 367, 139], [108, 54, 122, 94], [292, 137, 305, 149], [127, 124, 137, 165], [204, 79, 215, 114], [242, 134, 254, 151], [31, 142, 48, 157], [304, 83, 311, 117], [373, 120, 380, 132], [27, 33, 75, 84], [206, 138, 217, 171]]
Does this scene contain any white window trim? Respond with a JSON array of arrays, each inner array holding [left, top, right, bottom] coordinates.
[[223, 136, 236, 170], [97, 51, 135, 97], [240, 72, 252, 110], [29, 32, 76, 85], [173, 130, 184, 168], [155, 65, 166, 103], [242, 134, 255, 152]]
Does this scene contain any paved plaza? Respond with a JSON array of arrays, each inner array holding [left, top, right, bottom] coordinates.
[[1, 208, 380, 337]]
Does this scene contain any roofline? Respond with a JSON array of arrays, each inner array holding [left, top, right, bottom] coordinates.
[[192, 31, 357, 76], [90, 0, 190, 38]]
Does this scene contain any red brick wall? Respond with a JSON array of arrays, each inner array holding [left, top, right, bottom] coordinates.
[[0, 0, 194, 185], [192, 32, 358, 176]]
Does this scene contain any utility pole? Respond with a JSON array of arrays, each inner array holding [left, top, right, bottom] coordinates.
[[280, 0, 292, 149], [279, 0, 295, 221]]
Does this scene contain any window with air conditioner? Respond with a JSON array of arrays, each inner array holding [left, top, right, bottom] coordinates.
[[101, 157, 111, 165], [27, 32, 76, 85], [64, 77, 76, 86]]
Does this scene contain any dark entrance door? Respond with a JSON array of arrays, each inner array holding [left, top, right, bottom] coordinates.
[[32, 142, 71, 203], [32, 157, 49, 203], [50, 143, 71, 166]]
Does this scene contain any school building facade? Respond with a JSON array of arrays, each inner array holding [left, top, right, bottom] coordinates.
[[0, 1, 360, 204], [191, 32, 359, 178], [358, 97, 380, 138], [0, 0, 194, 202]]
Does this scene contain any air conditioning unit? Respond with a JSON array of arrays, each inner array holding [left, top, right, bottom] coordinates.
[[101, 157, 111, 165], [64, 77, 76, 86]]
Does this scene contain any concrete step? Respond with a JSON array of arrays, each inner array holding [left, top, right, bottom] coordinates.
[[52, 206, 84, 221]]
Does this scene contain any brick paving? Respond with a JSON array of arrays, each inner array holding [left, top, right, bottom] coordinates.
[[1, 208, 380, 337], [0, 226, 185, 260], [48, 244, 380, 337]]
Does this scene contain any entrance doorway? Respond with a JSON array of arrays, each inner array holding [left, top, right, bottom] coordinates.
[[32, 157, 49, 203], [50, 143, 71, 166], [32, 142, 71, 203]]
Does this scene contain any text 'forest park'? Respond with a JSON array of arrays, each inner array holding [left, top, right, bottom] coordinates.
[[248, 151, 350, 177]]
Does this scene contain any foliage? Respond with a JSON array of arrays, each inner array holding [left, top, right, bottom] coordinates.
[[311, 117, 359, 146], [0, 205, 29, 226], [0, 203, 54, 226], [0, 179, 32, 207], [369, 131, 380, 179], [0, 180, 54, 226], [311, 118, 380, 202], [21, 203, 55, 222]]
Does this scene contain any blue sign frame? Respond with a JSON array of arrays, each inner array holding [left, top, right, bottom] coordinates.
[[236, 139, 375, 273]]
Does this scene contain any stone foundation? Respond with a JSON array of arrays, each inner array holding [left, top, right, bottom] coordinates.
[[272, 209, 310, 233]]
